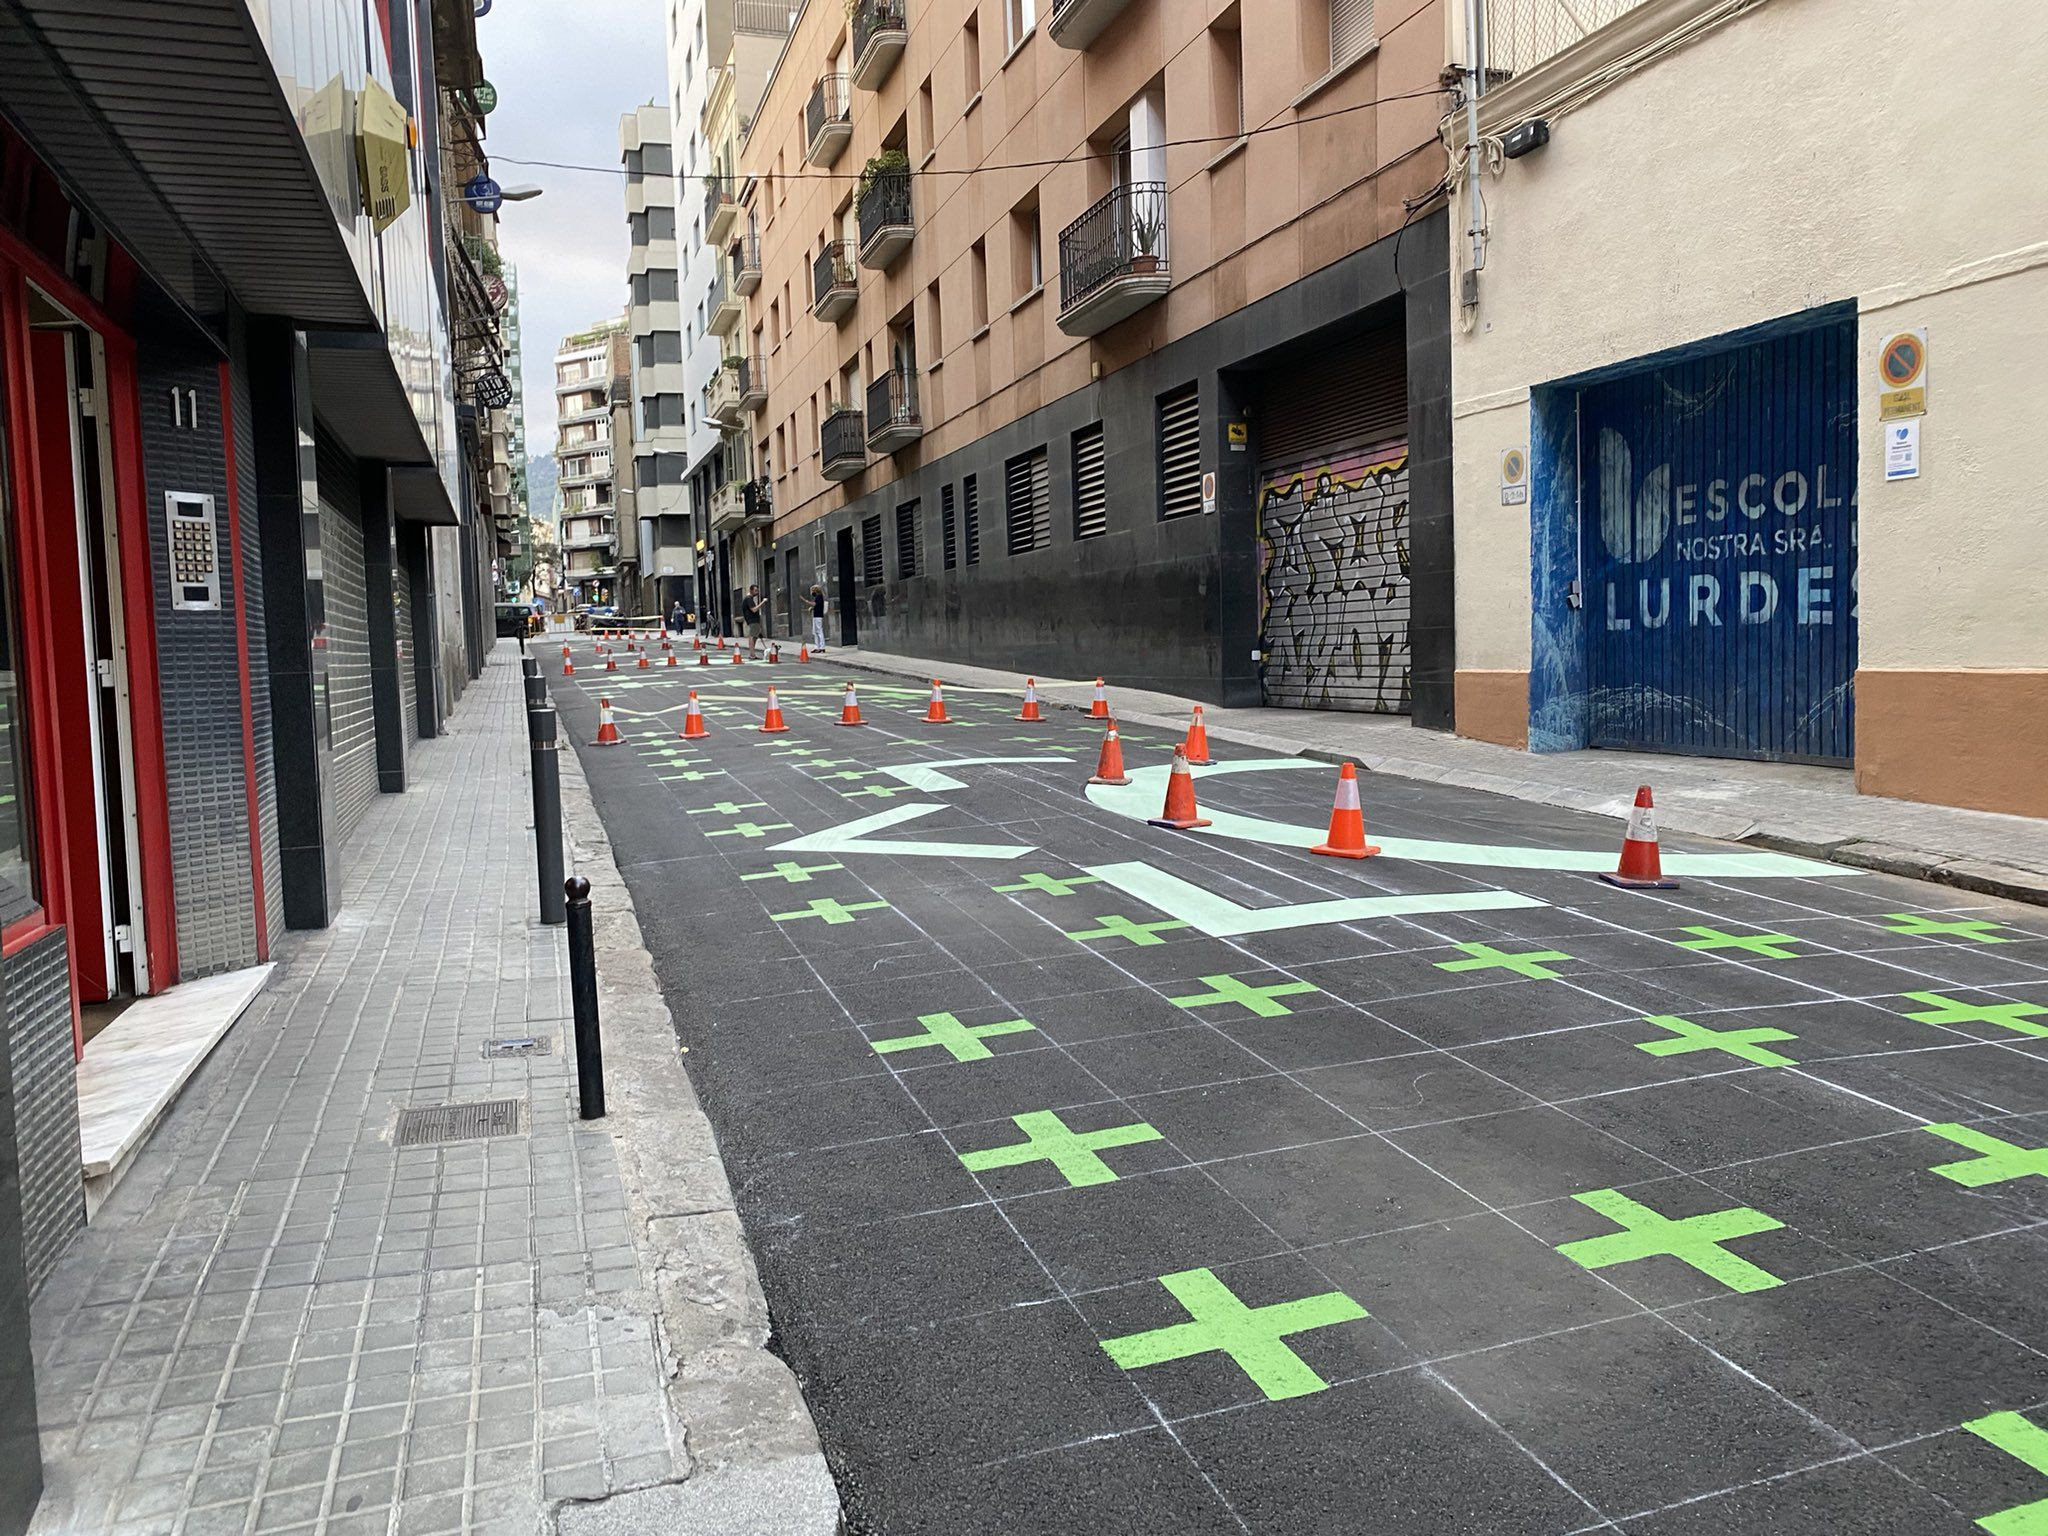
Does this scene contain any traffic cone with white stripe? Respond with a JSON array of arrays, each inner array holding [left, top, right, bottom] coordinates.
[[637, 648, 651, 669], [563, 652, 575, 677], [605, 651, 618, 673], [595, 697, 622, 746], [1090, 677, 1110, 718], [1600, 785, 1679, 889], [759, 686, 790, 733], [680, 691, 709, 740], [799, 643, 812, 663], [1015, 678, 1043, 722], [923, 679, 950, 724], [1088, 719, 1130, 786], [730, 647, 744, 665], [697, 647, 710, 666], [767, 643, 780, 664], [1182, 706, 1213, 766], [1148, 746, 1212, 831], [1310, 762, 1379, 859], [666, 649, 679, 667], [837, 683, 866, 727]]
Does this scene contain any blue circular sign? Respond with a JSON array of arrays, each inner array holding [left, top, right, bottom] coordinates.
[[473, 0, 491, 16], [464, 175, 503, 214]]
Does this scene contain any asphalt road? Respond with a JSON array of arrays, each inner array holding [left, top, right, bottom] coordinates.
[[552, 640, 2048, 1536]]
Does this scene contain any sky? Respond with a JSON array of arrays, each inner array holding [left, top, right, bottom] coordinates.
[[478, 0, 668, 469]]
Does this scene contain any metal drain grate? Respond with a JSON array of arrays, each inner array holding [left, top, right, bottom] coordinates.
[[396, 1099, 524, 1147], [482, 1035, 554, 1059]]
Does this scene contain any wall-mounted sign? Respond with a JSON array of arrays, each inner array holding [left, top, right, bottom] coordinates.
[[473, 0, 491, 16], [1500, 446, 1529, 505], [355, 77, 413, 233], [1884, 419, 1921, 481], [474, 370, 513, 409], [470, 80, 499, 115], [1201, 470, 1217, 515], [1877, 328, 1927, 420], [1226, 421, 1248, 451], [483, 273, 508, 311], [464, 174, 503, 214]]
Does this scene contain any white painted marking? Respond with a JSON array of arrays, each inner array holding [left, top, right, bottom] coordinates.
[[769, 803, 1036, 861], [880, 755, 1075, 792], [1083, 861, 1549, 937]]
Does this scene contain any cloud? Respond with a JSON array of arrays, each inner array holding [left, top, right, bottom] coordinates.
[[478, 0, 668, 465]]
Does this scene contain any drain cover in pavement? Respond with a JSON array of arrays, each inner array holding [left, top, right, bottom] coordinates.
[[482, 1035, 554, 1059], [397, 1099, 523, 1146]]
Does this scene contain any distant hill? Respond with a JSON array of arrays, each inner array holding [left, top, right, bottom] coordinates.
[[526, 452, 559, 528]]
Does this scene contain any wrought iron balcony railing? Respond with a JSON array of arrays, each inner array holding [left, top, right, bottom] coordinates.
[[1058, 179, 1169, 312], [865, 370, 922, 450], [806, 74, 851, 160], [812, 240, 858, 316], [857, 165, 913, 263]]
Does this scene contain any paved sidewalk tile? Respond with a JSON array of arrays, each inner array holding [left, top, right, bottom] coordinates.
[[28, 652, 679, 1536]]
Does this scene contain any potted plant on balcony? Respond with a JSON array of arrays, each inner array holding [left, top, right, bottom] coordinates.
[[1129, 202, 1165, 276], [859, 149, 909, 199]]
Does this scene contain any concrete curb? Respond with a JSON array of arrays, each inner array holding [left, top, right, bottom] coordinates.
[[824, 651, 2048, 910], [553, 740, 843, 1536]]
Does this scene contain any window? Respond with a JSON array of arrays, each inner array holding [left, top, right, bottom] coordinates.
[[1072, 423, 1106, 539], [963, 474, 981, 564], [1005, 0, 1035, 51], [1211, 9, 1244, 138], [1004, 447, 1050, 554], [926, 279, 944, 361], [650, 206, 676, 240], [917, 77, 936, 159], [896, 500, 919, 578], [969, 239, 989, 330], [963, 10, 982, 99], [941, 483, 957, 569], [1329, 0, 1374, 72], [1158, 384, 1203, 519], [861, 513, 884, 585], [1011, 200, 1042, 297]]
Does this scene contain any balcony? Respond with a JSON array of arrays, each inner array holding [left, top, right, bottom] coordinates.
[[742, 477, 773, 527], [857, 164, 913, 270], [707, 264, 742, 337], [805, 74, 852, 166], [865, 371, 922, 454], [707, 362, 743, 428], [1057, 180, 1171, 337], [850, 0, 908, 89], [731, 233, 762, 295], [704, 175, 740, 246], [561, 524, 617, 552], [1047, 0, 1133, 49], [709, 477, 748, 535], [812, 241, 858, 321], [737, 355, 768, 415], [822, 407, 867, 481]]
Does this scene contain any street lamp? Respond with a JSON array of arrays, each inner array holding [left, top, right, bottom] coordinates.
[[498, 184, 545, 202]]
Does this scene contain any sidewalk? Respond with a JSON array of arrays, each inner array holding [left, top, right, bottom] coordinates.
[[26, 645, 835, 1536], [832, 645, 2048, 907]]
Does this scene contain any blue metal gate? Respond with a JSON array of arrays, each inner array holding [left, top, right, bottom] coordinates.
[[1579, 319, 1857, 763]]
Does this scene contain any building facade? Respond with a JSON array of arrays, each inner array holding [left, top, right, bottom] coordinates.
[[1448, 0, 2047, 818], [719, 0, 1455, 711], [622, 106, 695, 620], [554, 318, 629, 612]]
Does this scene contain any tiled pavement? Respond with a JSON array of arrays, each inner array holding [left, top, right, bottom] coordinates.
[[28, 650, 682, 1535]]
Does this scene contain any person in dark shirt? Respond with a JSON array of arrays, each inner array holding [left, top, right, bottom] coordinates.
[[741, 584, 766, 659], [809, 585, 827, 653]]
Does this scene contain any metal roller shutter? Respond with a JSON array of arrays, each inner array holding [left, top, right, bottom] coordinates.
[[315, 435, 379, 840], [1158, 386, 1202, 520], [395, 565, 418, 743], [1256, 321, 1411, 713], [1072, 423, 1106, 540], [1005, 448, 1049, 554]]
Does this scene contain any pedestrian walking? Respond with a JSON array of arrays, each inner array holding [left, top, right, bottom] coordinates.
[[668, 600, 685, 635], [809, 584, 828, 653], [741, 584, 767, 659]]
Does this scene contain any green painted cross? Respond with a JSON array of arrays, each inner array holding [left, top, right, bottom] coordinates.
[[1673, 926, 1809, 960], [1168, 974, 1321, 1018], [1900, 993, 2048, 1039], [741, 861, 845, 884], [705, 820, 795, 840], [1434, 941, 1574, 981], [1100, 1267, 1369, 1402], [1925, 1124, 2048, 1188], [771, 746, 821, 758], [994, 872, 1105, 897], [1063, 915, 1192, 948], [1634, 1013, 1800, 1068], [844, 785, 917, 799], [1882, 913, 2015, 944], [772, 897, 890, 926], [1556, 1188, 1785, 1293], [688, 800, 767, 816], [1961, 1411, 2048, 1536], [816, 769, 878, 781], [661, 770, 727, 783], [869, 1011, 1038, 1062], [958, 1110, 1163, 1187]]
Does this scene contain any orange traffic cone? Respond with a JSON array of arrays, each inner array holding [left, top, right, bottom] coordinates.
[[767, 643, 780, 665], [799, 643, 811, 663], [1016, 678, 1043, 722], [1148, 747, 1212, 830], [923, 680, 950, 724], [665, 650, 679, 667], [680, 692, 709, 740], [595, 697, 622, 746], [697, 649, 710, 667], [561, 642, 571, 664], [1090, 677, 1110, 718], [637, 648, 651, 669], [605, 652, 618, 673], [716, 635, 726, 651], [759, 686, 789, 733], [1182, 706, 1212, 766], [1310, 762, 1380, 859], [563, 653, 575, 677], [1088, 720, 1130, 786], [1600, 785, 1679, 889], [730, 647, 744, 665], [693, 635, 704, 652], [837, 684, 866, 727]]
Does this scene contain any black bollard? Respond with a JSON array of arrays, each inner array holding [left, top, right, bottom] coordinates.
[[529, 707, 566, 925], [565, 876, 605, 1119], [524, 673, 547, 714]]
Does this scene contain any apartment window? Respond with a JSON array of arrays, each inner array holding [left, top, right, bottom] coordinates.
[[969, 239, 989, 330], [917, 77, 935, 159], [896, 500, 920, 578], [1010, 200, 1042, 298], [630, 211, 649, 245], [775, 424, 787, 480], [941, 483, 957, 569], [1158, 384, 1203, 520], [1311, 0, 1375, 74], [1005, 0, 1034, 51], [963, 11, 982, 100], [649, 206, 676, 240], [1211, 8, 1244, 138], [768, 298, 780, 344], [963, 474, 981, 564], [861, 513, 884, 585], [649, 268, 679, 302], [1072, 423, 1106, 540], [1004, 447, 1050, 554]]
